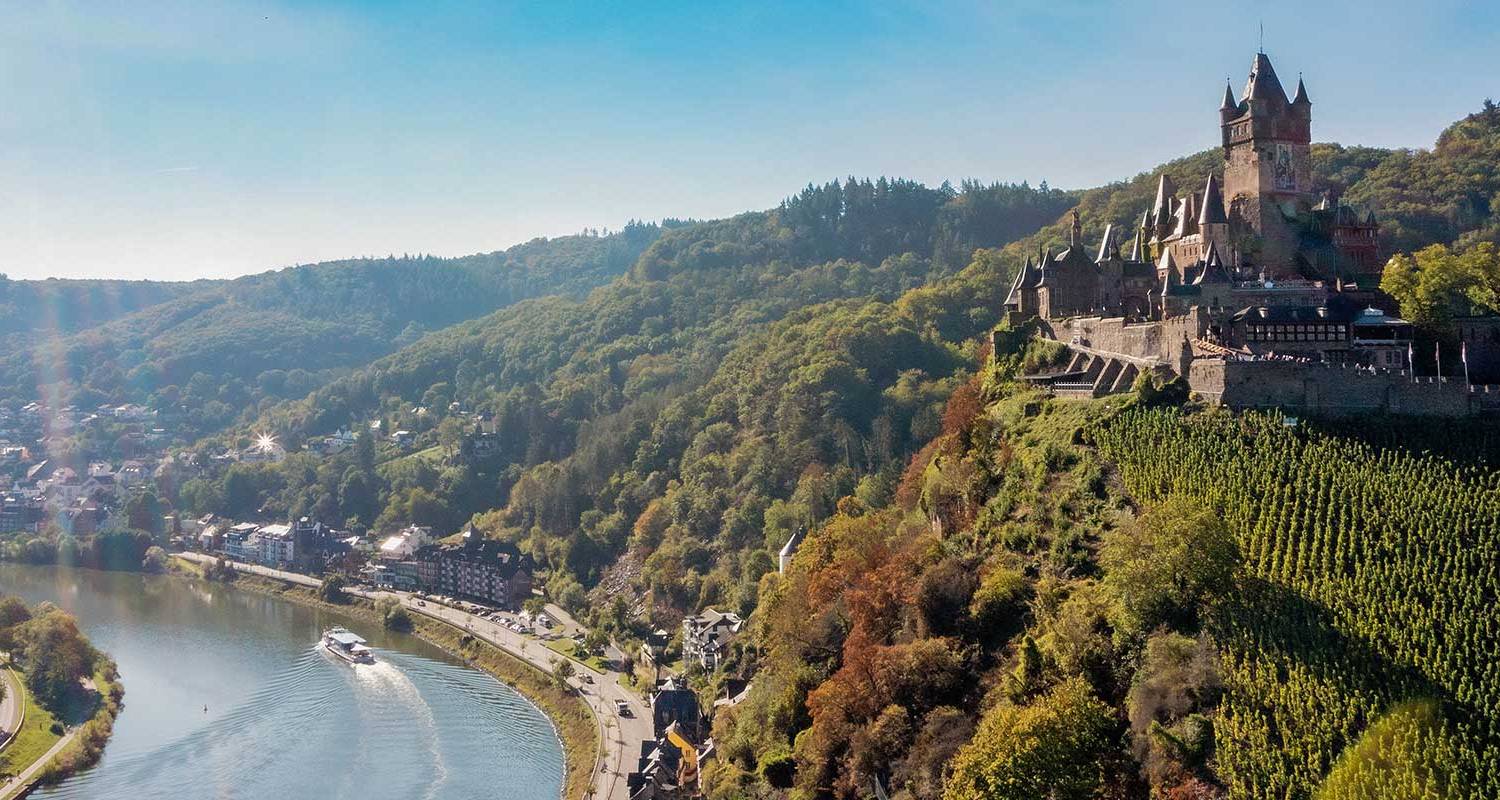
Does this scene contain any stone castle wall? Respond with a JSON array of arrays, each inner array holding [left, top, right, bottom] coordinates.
[[1039, 310, 1209, 365], [1188, 360, 1476, 416]]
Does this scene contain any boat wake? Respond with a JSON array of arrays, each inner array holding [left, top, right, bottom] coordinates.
[[343, 654, 449, 800]]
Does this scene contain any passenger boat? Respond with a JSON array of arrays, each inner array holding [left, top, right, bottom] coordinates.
[[321, 627, 375, 664]]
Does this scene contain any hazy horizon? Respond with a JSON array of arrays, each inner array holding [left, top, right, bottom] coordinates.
[[4, 0, 1497, 282]]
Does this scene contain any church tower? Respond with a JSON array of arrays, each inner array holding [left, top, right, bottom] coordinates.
[[1220, 52, 1312, 275]]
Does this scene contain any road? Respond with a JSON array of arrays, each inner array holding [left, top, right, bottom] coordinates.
[[0, 666, 20, 753], [175, 554, 655, 800]]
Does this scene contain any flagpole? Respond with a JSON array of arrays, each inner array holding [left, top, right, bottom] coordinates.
[[1436, 341, 1442, 382], [1463, 341, 1471, 387]]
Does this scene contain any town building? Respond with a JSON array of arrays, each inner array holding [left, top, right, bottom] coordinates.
[[223, 522, 260, 561], [378, 524, 433, 560], [414, 527, 533, 608], [650, 675, 705, 744], [256, 523, 296, 567], [681, 609, 743, 672]]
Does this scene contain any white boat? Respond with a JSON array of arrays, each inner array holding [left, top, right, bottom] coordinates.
[[321, 627, 375, 664]]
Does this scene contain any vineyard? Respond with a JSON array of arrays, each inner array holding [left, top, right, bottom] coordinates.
[[1089, 408, 1500, 799]]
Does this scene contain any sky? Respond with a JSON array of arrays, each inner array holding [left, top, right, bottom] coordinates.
[[3, 1, 1497, 282]]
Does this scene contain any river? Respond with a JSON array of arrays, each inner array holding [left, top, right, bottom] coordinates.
[[0, 564, 564, 800]]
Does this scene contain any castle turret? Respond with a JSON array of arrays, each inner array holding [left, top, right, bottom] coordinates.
[[1004, 255, 1033, 311], [1095, 224, 1116, 262], [1291, 75, 1311, 109], [1219, 80, 1241, 123], [1157, 249, 1178, 283], [1131, 210, 1150, 261], [1197, 174, 1229, 257], [1172, 194, 1198, 239], [1151, 174, 1177, 240]]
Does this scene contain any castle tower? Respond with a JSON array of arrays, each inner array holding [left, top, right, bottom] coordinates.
[[1197, 174, 1230, 261], [1220, 52, 1312, 274], [1131, 211, 1150, 261], [1151, 174, 1177, 246]]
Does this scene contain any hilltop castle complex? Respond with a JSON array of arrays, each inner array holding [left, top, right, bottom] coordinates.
[[1011, 51, 1493, 417]]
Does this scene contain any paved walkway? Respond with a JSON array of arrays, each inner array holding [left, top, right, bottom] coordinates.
[[0, 725, 80, 800], [175, 554, 655, 800]]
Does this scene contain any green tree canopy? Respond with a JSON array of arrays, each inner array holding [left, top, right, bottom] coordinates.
[[1100, 496, 1240, 636], [943, 677, 1115, 800]]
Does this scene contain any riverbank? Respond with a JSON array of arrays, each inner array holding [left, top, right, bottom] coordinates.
[[0, 635, 123, 799], [168, 558, 597, 800]]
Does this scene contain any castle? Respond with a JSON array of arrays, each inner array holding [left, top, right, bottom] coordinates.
[[1009, 51, 1493, 417]]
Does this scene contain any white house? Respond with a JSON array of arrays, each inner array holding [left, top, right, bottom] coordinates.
[[378, 524, 433, 560]]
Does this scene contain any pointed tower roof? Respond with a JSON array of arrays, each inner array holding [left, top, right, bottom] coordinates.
[[1194, 242, 1233, 284], [1152, 174, 1177, 226], [1004, 256, 1032, 306], [1242, 52, 1289, 105], [1198, 174, 1228, 225], [1220, 80, 1238, 111], [1030, 249, 1052, 287], [1157, 249, 1177, 279], [1172, 196, 1197, 238], [1095, 224, 1115, 262], [1130, 211, 1149, 261], [1160, 263, 1180, 297], [1291, 75, 1310, 105]]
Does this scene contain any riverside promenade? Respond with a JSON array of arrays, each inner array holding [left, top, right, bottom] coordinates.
[[175, 553, 655, 800], [0, 666, 81, 800]]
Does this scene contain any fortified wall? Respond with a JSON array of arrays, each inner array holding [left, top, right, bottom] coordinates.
[[1189, 360, 1482, 416], [1028, 313, 1492, 417], [1038, 310, 1209, 365]]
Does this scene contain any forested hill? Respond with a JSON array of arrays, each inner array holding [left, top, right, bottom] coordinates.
[[180, 178, 1072, 583], [0, 223, 662, 437], [0, 275, 210, 339]]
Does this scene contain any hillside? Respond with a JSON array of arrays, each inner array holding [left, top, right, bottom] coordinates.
[[0, 224, 661, 438], [17, 101, 1499, 798], [0, 275, 209, 339], [167, 179, 1072, 580], [709, 340, 1500, 799]]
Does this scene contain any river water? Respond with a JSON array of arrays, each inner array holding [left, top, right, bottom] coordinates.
[[0, 564, 564, 800]]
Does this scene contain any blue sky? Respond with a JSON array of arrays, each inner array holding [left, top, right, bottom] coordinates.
[[3, 1, 1496, 281]]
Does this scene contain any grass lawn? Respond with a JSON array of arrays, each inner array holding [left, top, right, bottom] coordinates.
[[542, 639, 609, 672], [0, 667, 63, 781], [379, 444, 445, 469]]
